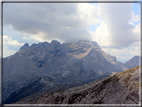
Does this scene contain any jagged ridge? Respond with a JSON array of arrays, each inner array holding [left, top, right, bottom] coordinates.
[[3, 40, 140, 104]]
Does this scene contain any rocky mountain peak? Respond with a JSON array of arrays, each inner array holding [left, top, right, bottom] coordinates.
[[133, 55, 140, 60], [20, 43, 29, 50], [51, 40, 61, 45], [124, 55, 140, 69], [91, 41, 101, 49], [78, 40, 90, 43]]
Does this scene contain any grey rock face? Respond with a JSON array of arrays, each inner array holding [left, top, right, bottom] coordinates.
[[3, 40, 140, 104], [124, 55, 141, 69], [17, 66, 140, 104], [19, 43, 29, 50]]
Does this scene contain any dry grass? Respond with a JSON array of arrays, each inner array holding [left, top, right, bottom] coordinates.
[[118, 65, 140, 75]]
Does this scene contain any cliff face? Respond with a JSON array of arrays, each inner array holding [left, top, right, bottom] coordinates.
[[3, 40, 140, 104], [16, 66, 140, 104]]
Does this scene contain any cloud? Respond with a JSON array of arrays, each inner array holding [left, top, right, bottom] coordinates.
[[91, 3, 140, 49], [3, 2, 140, 62], [3, 3, 100, 43], [3, 35, 24, 46], [129, 12, 139, 25], [3, 47, 16, 58], [4, 3, 139, 46], [3, 35, 24, 57], [90, 3, 140, 62], [102, 41, 140, 63]]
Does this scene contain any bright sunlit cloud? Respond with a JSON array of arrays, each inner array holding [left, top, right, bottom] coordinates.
[[3, 35, 24, 57], [91, 3, 140, 48], [3, 35, 24, 46]]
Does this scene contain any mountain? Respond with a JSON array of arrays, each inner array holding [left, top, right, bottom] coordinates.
[[3, 40, 139, 104], [124, 55, 140, 69], [16, 66, 140, 104], [0, 60, 1, 105]]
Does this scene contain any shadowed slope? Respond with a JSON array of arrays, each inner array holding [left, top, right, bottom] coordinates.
[[16, 66, 140, 104]]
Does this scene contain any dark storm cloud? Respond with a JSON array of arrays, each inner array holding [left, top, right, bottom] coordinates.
[[3, 3, 93, 43]]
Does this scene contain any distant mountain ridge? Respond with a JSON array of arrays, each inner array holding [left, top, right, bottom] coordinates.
[[3, 40, 140, 104], [124, 55, 140, 69], [16, 66, 140, 104]]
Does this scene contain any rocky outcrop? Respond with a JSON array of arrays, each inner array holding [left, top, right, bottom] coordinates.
[[16, 66, 140, 104], [19, 43, 29, 50]]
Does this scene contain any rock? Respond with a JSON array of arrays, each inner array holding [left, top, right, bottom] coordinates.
[[124, 55, 141, 69], [16, 66, 140, 104], [19, 43, 29, 50], [3, 40, 140, 104]]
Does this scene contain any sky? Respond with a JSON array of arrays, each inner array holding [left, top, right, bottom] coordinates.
[[2, 1, 141, 63]]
